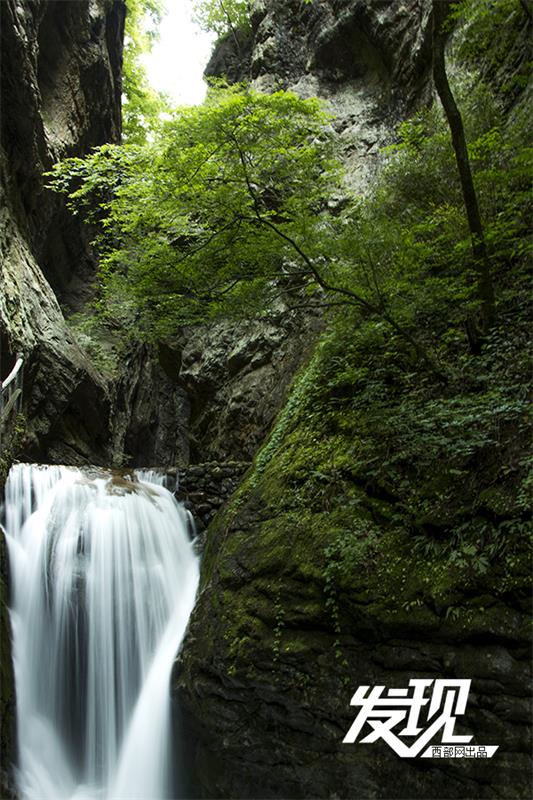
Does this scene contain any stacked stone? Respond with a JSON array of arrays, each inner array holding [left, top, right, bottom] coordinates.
[[171, 461, 250, 531]]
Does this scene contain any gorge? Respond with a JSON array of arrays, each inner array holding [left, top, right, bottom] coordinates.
[[1, 1, 532, 799], [4, 463, 199, 800]]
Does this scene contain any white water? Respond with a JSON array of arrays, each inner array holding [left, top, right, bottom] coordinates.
[[4, 463, 200, 800]]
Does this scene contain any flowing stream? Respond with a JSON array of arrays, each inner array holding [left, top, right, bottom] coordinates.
[[3, 463, 200, 800]]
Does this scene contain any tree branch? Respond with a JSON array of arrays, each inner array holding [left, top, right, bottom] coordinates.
[[229, 130, 447, 379]]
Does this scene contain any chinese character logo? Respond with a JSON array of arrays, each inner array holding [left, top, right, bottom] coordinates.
[[343, 679, 498, 758]]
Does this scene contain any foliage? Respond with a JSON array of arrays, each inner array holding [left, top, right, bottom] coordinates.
[[47, 42, 531, 398], [360, 73, 532, 347], [192, 0, 252, 37], [122, 0, 170, 143], [66, 311, 129, 378], [452, 0, 531, 98], [47, 85, 341, 338]]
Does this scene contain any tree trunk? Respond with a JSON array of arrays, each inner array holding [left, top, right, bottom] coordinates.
[[432, 0, 495, 345], [519, 0, 532, 22]]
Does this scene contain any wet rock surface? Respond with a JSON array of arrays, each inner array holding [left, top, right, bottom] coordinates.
[[173, 461, 250, 532], [110, 343, 191, 468], [1, 0, 124, 464], [175, 3, 532, 799], [176, 493, 531, 800]]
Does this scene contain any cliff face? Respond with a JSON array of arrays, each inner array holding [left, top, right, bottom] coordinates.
[[0, 0, 124, 465], [176, 3, 532, 799], [207, 0, 431, 109], [0, 2, 124, 792], [179, 0, 433, 467]]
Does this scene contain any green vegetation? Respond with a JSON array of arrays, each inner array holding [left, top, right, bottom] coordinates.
[[192, 0, 252, 37], [122, 0, 170, 143], [453, 0, 531, 101], [47, 0, 531, 365], [47, 86, 341, 338], [46, 0, 531, 624]]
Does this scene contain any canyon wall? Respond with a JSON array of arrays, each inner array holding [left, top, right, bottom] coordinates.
[[176, 2, 532, 798], [0, 0, 124, 464], [0, 2, 124, 792]]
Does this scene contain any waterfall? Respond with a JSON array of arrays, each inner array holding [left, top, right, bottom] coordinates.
[[3, 463, 200, 800]]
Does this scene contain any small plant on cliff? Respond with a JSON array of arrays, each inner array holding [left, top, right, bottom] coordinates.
[[192, 0, 252, 37]]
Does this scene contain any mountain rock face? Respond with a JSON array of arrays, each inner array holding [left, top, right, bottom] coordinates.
[[175, 3, 531, 799], [0, 0, 124, 464], [183, 0, 433, 465], [208, 0, 432, 109], [0, 2, 124, 793], [178, 309, 322, 464]]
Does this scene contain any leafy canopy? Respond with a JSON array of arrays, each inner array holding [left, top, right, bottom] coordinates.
[[47, 86, 339, 338], [47, 60, 531, 365]]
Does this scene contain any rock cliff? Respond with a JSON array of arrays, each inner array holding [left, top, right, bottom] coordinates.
[[176, 2, 532, 799], [0, 2, 124, 792], [1, 0, 124, 464]]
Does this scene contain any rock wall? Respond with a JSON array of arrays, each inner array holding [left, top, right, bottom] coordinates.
[[174, 461, 250, 531], [178, 309, 322, 464], [0, 2, 124, 793], [110, 343, 191, 468], [176, 2, 531, 799], [0, 0, 125, 464]]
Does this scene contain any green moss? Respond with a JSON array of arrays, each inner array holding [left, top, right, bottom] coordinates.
[[203, 298, 531, 659], [193, 33, 532, 681]]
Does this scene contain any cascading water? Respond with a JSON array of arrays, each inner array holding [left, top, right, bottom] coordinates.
[[3, 463, 200, 800]]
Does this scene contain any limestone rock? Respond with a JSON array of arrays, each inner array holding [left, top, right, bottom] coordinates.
[[176, 4, 532, 799], [179, 311, 321, 463], [0, 0, 124, 463]]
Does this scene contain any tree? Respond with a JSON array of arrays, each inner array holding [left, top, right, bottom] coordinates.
[[47, 87, 337, 335], [45, 85, 449, 374], [192, 0, 252, 37], [432, 0, 495, 348], [122, 0, 170, 144]]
